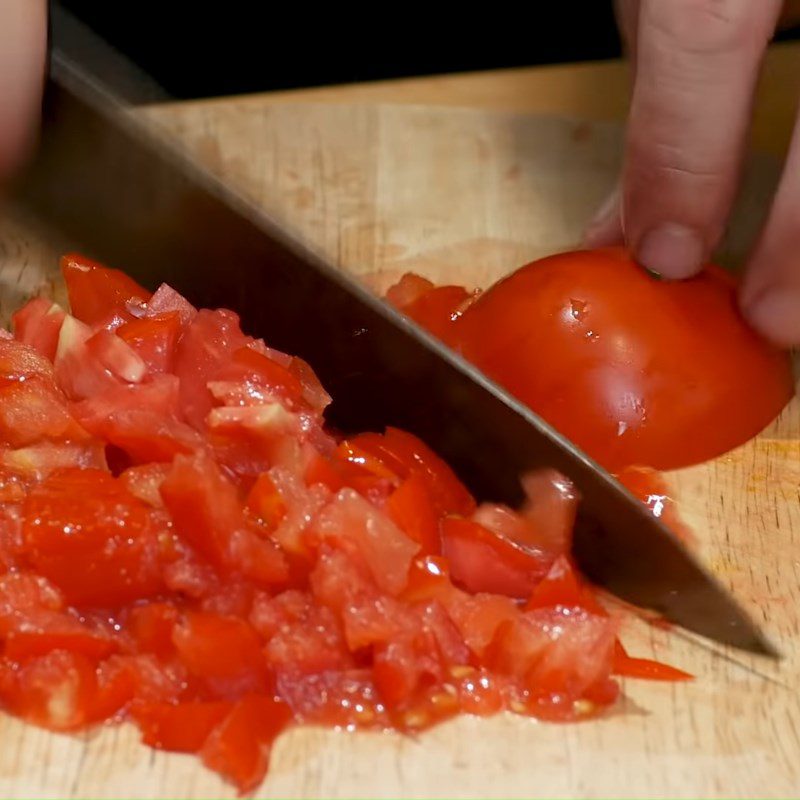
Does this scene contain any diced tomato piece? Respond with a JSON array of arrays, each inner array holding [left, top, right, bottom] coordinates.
[[310, 546, 413, 651], [116, 312, 182, 376], [85, 329, 147, 383], [172, 612, 268, 697], [54, 315, 126, 401], [276, 669, 386, 730], [488, 607, 617, 719], [257, 589, 352, 675], [401, 284, 475, 345], [22, 468, 165, 606], [5, 649, 97, 731], [5, 625, 118, 661], [348, 428, 476, 516], [616, 465, 694, 544], [12, 298, 66, 361], [612, 639, 693, 681], [0, 572, 64, 631], [304, 451, 390, 500], [0, 441, 108, 481], [385, 273, 435, 308], [145, 283, 197, 326], [61, 253, 150, 328], [287, 356, 331, 413], [133, 700, 233, 752], [313, 489, 419, 595], [386, 473, 442, 555], [441, 517, 552, 598], [228, 526, 289, 588], [159, 451, 239, 568], [212, 346, 306, 409], [72, 376, 202, 464], [0, 336, 55, 385], [519, 469, 578, 553], [205, 403, 298, 478], [0, 376, 90, 448], [120, 463, 171, 507], [126, 602, 179, 659], [445, 592, 520, 658], [200, 694, 292, 793], [160, 451, 286, 583], [174, 309, 250, 429], [245, 473, 287, 531], [525, 555, 607, 615]]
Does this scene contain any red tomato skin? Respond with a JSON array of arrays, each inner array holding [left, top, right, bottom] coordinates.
[[454, 247, 794, 470], [12, 298, 66, 361], [386, 473, 441, 555], [22, 468, 165, 607], [200, 694, 292, 793], [612, 640, 693, 681], [132, 700, 234, 752], [116, 312, 183, 375], [441, 517, 552, 598], [172, 612, 268, 697], [0, 376, 89, 448], [61, 253, 150, 327]]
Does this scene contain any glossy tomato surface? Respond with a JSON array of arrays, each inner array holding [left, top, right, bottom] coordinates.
[[453, 247, 793, 470]]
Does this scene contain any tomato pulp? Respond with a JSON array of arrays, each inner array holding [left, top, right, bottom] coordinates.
[[389, 247, 794, 471], [0, 253, 689, 792]]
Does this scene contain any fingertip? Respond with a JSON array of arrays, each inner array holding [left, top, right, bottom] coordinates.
[[634, 222, 706, 280], [741, 286, 800, 348]]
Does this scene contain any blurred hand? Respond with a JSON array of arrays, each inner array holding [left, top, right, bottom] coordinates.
[[585, 0, 800, 347], [0, 0, 46, 183]]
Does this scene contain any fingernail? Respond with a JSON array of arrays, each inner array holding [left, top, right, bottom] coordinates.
[[583, 189, 622, 247], [636, 223, 704, 279], [742, 286, 800, 348]]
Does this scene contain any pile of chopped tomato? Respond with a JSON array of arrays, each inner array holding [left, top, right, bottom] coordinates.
[[0, 254, 688, 793]]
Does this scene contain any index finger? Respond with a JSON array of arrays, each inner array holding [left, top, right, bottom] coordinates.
[[623, 0, 781, 278]]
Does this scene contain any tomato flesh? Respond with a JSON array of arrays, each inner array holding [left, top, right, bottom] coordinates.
[[0, 254, 691, 792]]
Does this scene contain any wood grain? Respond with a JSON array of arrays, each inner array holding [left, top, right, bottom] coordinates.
[[0, 102, 796, 799]]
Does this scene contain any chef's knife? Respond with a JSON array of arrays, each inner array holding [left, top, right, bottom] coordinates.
[[10, 46, 776, 657]]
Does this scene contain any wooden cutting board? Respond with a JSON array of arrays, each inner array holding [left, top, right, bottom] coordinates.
[[0, 101, 797, 799]]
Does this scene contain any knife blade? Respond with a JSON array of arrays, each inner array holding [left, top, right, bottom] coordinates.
[[9, 49, 776, 657]]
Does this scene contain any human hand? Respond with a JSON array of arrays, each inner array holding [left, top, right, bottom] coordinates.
[[0, 0, 46, 183], [585, 0, 800, 347]]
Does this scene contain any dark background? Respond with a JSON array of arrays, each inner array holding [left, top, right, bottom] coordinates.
[[57, 1, 625, 99], [57, 1, 800, 101]]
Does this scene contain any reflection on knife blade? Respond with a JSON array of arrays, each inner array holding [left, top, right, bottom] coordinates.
[[8, 50, 777, 657]]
